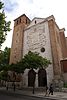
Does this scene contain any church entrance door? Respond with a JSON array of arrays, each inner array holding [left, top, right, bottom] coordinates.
[[38, 68, 47, 87], [28, 69, 36, 87]]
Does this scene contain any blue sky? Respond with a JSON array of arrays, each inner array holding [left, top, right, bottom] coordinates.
[[1, 0, 67, 49], [3, 0, 18, 12]]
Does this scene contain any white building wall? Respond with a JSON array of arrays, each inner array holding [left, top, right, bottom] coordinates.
[[27, 18, 45, 28], [23, 19, 54, 87]]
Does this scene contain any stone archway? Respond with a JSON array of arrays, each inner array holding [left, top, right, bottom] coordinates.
[[38, 68, 47, 87], [28, 69, 36, 87]]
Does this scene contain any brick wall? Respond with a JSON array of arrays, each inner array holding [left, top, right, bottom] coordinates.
[[48, 19, 62, 79], [9, 14, 31, 64], [59, 29, 67, 59]]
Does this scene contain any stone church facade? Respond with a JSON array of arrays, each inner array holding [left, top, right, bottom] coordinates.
[[10, 14, 67, 87]]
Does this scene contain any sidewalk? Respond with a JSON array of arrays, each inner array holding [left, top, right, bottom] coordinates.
[[0, 87, 67, 100]]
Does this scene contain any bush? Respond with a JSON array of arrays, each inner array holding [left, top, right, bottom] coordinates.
[[63, 83, 67, 88]]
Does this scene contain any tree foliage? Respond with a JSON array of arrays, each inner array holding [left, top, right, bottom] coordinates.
[[0, 70, 8, 81], [0, 47, 10, 71], [8, 63, 25, 74], [22, 51, 51, 69], [0, 1, 11, 47], [8, 51, 51, 74]]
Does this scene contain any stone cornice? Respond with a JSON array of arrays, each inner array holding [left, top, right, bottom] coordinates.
[[59, 28, 65, 32]]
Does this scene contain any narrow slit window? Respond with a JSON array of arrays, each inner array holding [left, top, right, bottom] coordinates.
[[35, 20, 36, 24]]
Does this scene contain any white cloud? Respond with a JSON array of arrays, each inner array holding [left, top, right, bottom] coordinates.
[[1, 0, 67, 50]]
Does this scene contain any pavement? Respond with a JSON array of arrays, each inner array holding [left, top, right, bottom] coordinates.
[[0, 87, 67, 100]]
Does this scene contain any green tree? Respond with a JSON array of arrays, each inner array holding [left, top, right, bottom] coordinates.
[[8, 61, 25, 74], [22, 51, 51, 69], [0, 47, 10, 71], [9, 51, 51, 74], [0, 70, 8, 81], [0, 1, 11, 48]]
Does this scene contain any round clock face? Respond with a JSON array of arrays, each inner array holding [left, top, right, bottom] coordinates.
[[41, 47, 45, 52]]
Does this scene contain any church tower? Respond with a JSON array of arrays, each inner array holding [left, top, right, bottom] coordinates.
[[10, 14, 31, 64]]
